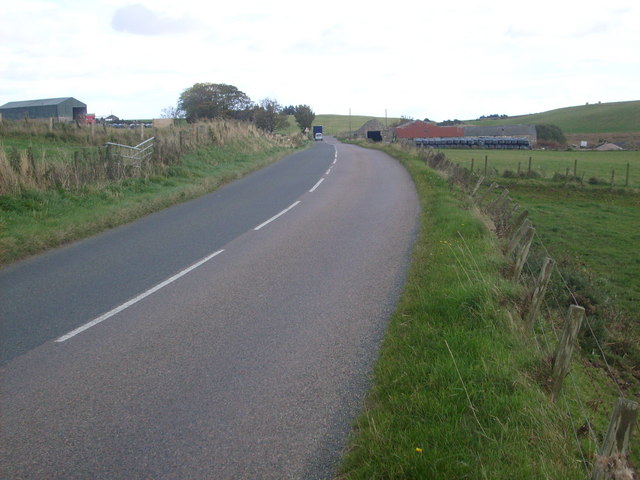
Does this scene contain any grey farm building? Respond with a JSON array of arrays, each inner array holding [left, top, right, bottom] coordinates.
[[0, 97, 87, 122]]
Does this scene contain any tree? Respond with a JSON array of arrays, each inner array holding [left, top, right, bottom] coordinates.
[[536, 124, 566, 146], [177, 83, 253, 122], [160, 105, 184, 119], [293, 105, 315, 133], [254, 98, 289, 133], [282, 105, 296, 115]]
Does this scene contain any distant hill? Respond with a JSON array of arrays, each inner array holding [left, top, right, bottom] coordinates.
[[281, 114, 404, 136], [464, 100, 640, 135], [282, 101, 639, 143], [312, 114, 404, 136]]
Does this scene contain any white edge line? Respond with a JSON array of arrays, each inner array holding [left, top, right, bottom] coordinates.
[[55, 249, 225, 342], [309, 178, 324, 193], [254, 201, 301, 231], [326, 168, 332, 175], [333, 158, 337, 164]]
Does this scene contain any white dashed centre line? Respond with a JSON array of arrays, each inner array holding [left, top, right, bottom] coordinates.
[[309, 178, 324, 193], [254, 201, 301, 231], [56, 249, 225, 342]]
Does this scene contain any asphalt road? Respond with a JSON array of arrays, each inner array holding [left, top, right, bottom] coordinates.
[[0, 138, 420, 479]]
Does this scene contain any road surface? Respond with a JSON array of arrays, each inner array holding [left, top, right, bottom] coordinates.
[[0, 138, 419, 479]]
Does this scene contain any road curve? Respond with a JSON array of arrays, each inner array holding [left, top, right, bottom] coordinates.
[[0, 138, 419, 479]]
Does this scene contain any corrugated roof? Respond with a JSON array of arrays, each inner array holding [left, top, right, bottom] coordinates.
[[0, 97, 82, 109]]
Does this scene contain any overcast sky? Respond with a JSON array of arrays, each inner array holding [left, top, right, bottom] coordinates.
[[1, 0, 638, 121]]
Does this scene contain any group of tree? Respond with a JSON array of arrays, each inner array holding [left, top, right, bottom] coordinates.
[[164, 83, 315, 134], [477, 114, 510, 120], [437, 119, 463, 126]]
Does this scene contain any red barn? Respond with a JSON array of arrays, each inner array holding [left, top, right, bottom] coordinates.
[[395, 120, 463, 139]]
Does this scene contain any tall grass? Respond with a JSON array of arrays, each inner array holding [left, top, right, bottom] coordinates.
[[0, 118, 305, 195]]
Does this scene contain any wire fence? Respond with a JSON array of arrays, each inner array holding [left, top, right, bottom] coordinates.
[[418, 147, 639, 479], [463, 154, 638, 189]]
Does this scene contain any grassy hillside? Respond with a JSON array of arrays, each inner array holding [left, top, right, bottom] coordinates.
[[466, 100, 640, 135], [313, 114, 403, 136], [280, 114, 404, 137]]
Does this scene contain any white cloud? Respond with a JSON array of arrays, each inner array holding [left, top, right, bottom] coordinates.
[[111, 3, 200, 35], [1, 0, 638, 120]]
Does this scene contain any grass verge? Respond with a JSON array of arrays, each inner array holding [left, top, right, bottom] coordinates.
[[338, 144, 591, 479], [0, 139, 304, 266]]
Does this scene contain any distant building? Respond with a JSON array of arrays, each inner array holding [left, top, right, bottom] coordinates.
[[395, 120, 463, 139], [0, 97, 87, 122], [354, 119, 393, 142]]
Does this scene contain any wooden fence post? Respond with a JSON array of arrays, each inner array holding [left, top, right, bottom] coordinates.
[[512, 226, 535, 281], [476, 182, 497, 206], [526, 257, 555, 328], [573, 159, 578, 178], [528, 156, 532, 176], [610, 169, 615, 190], [484, 155, 488, 176], [550, 305, 584, 402], [507, 218, 531, 256], [487, 189, 509, 215], [625, 163, 630, 187], [471, 176, 485, 197], [591, 398, 639, 480], [506, 209, 528, 238], [470, 158, 474, 174], [507, 203, 520, 224]]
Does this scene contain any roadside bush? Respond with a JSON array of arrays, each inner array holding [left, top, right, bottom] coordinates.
[[536, 124, 567, 146], [502, 169, 542, 179], [552, 172, 581, 183]]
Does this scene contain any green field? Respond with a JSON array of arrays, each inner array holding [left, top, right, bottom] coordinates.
[[465, 100, 640, 134], [280, 113, 404, 137], [442, 147, 640, 384], [505, 183, 640, 386], [442, 149, 640, 188]]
